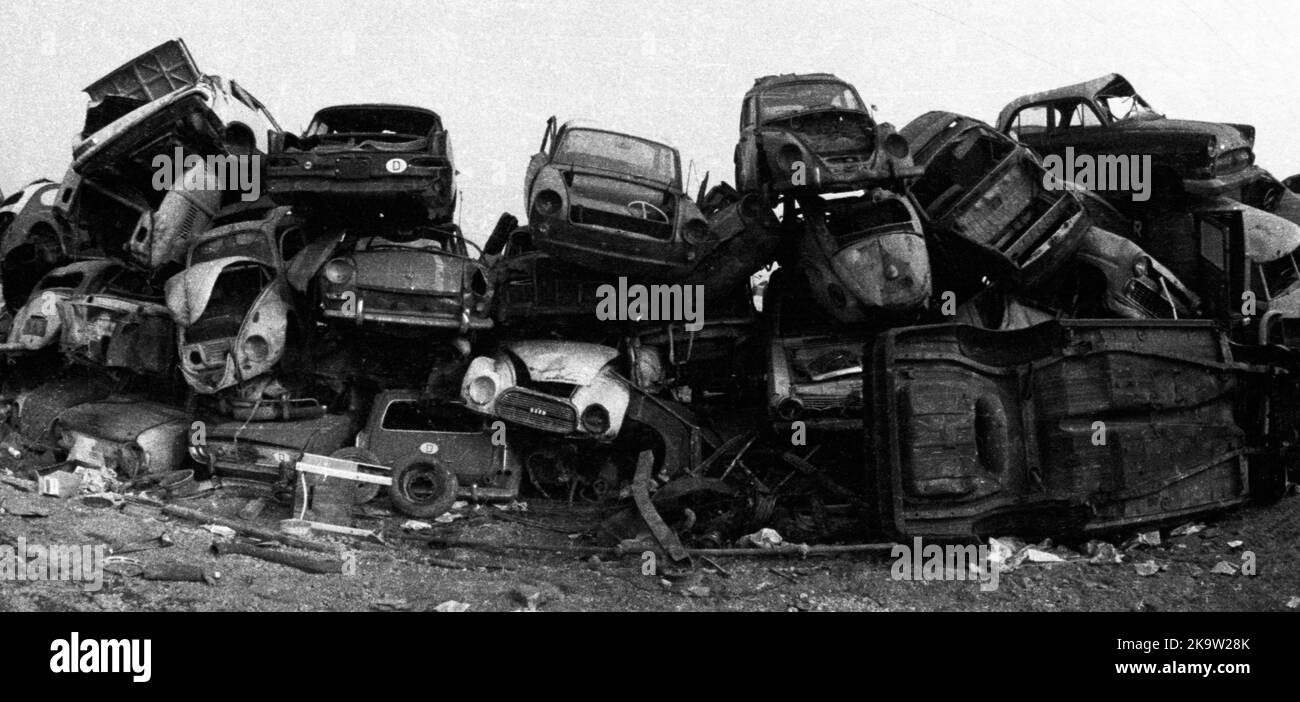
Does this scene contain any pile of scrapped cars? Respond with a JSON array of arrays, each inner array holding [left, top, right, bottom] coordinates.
[[2, 40, 1298, 563]]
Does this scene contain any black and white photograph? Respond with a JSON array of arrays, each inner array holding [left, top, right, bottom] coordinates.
[[0, 0, 1292, 686]]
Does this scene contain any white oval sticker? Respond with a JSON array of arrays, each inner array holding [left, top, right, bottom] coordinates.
[[386, 158, 408, 174], [419, 442, 439, 455]]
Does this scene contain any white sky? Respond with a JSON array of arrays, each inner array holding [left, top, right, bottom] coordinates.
[[3, 0, 1299, 243]]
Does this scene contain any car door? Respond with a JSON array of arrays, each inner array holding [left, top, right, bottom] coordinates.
[[524, 116, 558, 208]]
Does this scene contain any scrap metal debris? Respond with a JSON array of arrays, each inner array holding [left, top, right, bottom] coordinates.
[[0, 41, 1297, 587]]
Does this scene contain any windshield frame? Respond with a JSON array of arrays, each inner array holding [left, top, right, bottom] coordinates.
[[756, 81, 868, 124], [550, 127, 681, 188]]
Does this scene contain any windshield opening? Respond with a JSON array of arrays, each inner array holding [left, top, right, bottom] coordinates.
[[1096, 84, 1160, 123], [759, 82, 865, 122], [552, 129, 679, 185]]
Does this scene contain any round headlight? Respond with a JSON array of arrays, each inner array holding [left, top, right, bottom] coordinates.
[[242, 335, 270, 362], [468, 376, 497, 405], [534, 189, 562, 216], [683, 220, 710, 245], [323, 258, 355, 285], [1132, 255, 1151, 278], [884, 133, 910, 159], [777, 144, 803, 171], [581, 404, 610, 434]]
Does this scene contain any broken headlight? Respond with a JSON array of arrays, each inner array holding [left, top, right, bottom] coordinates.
[[241, 335, 270, 363], [468, 376, 497, 405], [1132, 255, 1151, 278], [682, 219, 710, 245], [581, 404, 610, 434], [534, 189, 563, 217], [323, 258, 355, 285]]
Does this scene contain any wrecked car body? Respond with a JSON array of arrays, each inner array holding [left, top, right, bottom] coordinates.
[[798, 190, 931, 322], [461, 341, 630, 441], [865, 320, 1255, 538], [267, 104, 455, 223], [190, 412, 356, 486], [996, 73, 1260, 200], [297, 223, 492, 335], [0, 179, 77, 308], [0, 260, 126, 354], [904, 111, 1089, 287], [735, 73, 919, 201], [58, 269, 174, 375], [351, 389, 523, 502], [166, 207, 295, 394], [53, 396, 190, 477], [524, 117, 711, 280], [763, 269, 863, 429]]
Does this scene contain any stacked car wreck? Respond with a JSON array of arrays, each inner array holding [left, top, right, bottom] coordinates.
[[1, 45, 1296, 567]]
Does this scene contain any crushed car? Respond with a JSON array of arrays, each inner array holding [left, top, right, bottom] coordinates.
[[461, 341, 630, 441], [903, 111, 1089, 289], [166, 206, 297, 394], [57, 266, 174, 375], [734, 73, 919, 202], [0, 179, 77, 308], [523, 117, 712, 280], [267, 103, 456, 223], [865, 320, 1258, 538], [0, 259, 127, 354], [996, 73, 1260, 201], [797, 189, 931, 322], [53, 396, 190, 477], [289, 222, 492, 336]]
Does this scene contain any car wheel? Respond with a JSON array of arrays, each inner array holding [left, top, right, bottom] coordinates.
[[388, 455, 458, 518], [329, 447, 385, 504]]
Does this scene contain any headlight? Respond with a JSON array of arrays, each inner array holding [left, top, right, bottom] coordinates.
[[242, 335, 270, 362], [883, 133, 910, 159], [1206, 136, 1218, 158], [1132, 255, 1151, 278], [534, 189, 562, 216], [54, 423, 72, 449], [683, 220, 710, 245], [581, 404, 610, 434], [468, 376, 497, 405], [323, 258, 355, 285], [777, 144, 803, 171]]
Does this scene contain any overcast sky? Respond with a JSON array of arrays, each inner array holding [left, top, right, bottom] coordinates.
[[3, 0, 1298, 243]]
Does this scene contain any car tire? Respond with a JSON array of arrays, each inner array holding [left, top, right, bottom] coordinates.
[[329, 447, 385, 504], [388, 455, 458, 518]]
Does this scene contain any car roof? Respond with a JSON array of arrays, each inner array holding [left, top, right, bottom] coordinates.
[[997, 73, 1129, 129], [747, 73, 849, 94], [312, 104, 441, 119]]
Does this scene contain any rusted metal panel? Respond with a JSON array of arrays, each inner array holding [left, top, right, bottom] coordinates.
[[866, 320, 1253, 538]]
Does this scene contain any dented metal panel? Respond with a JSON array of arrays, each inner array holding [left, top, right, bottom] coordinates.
[[866, 320, 1252, 538]]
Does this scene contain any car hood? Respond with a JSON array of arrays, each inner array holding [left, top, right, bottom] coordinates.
[[59, 397, 188, 442], [1112, 118, 1252, 154], [1192, 196, 1300, 260], [165, 256, 270, 325], [206, 413, 355, 450], [503, 341, 619, 385]]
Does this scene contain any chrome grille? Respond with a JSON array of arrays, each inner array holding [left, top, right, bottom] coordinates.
[[495, 389, 576, 433]]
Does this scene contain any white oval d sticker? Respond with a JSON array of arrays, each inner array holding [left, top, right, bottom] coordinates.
[[419, 442, 439, 455], [385, 158, 408, 174]]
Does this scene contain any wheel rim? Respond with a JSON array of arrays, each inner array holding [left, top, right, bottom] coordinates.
[[401, 464, 447, 505]]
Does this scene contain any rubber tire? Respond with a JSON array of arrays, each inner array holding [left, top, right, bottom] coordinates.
[[388, 455, 458, 518], [330, 447, 385, 504]]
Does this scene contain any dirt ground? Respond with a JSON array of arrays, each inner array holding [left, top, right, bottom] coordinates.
[[1, 467, 1298, 613]]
